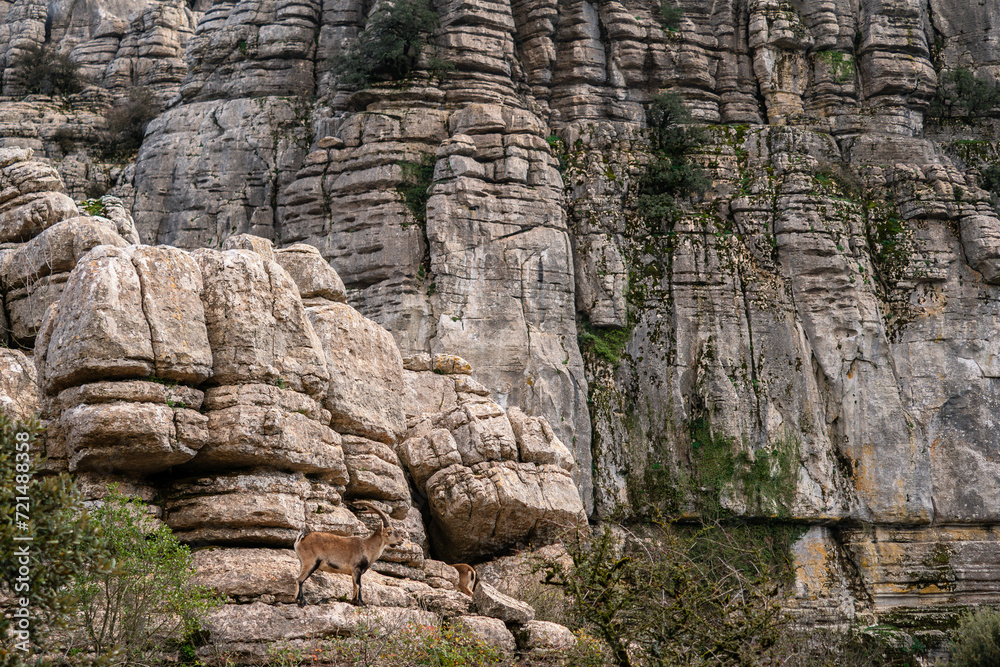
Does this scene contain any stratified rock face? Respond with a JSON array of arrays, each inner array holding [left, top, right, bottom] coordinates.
[[112, 0, 595, 510], [307, 302, 406, 445], [6, 0, 1000, 636], [128, 97, 313, 248], [192, 246, 329, 396], [0, 0, 195, 99], [399, 355, 586, 561]]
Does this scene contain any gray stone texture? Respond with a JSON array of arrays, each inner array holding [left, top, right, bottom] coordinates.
[[2, 0, 1000, 636]]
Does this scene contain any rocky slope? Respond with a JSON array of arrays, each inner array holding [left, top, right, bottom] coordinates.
[[0, 147, 588, 657], [2, 0, 1000, 646]]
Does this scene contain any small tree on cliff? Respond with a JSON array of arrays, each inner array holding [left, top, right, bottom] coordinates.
[[331, 0, 440, 87], [10, 43, 85, 96], [68, 486, 218, 665], [636, 92, 709, 234]]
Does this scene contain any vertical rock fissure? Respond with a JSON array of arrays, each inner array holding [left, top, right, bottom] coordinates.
[[129, 254, 158, 375], [735, 265, 763, 435]]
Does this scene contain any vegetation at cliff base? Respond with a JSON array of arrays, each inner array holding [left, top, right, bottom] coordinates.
[[949, 607, 1000, 667], [331, 0, 439, 87], [0, 413, 101, 666], [540, 522, 788, 667], [67, 486, 219, 665], [0, 414, 216, 665]]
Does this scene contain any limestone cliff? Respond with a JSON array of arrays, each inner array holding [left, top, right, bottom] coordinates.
[[2, 0, 1000, 642]]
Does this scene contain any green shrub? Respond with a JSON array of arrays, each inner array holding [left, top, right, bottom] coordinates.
[[98, 87, 161, 161], [577, 317, 631, 366], [980, 163, 1000, 202], [949, 607, 1000, 667], [397, 152, 436, 224], [68, 486, 219, 665], [636, 93, 709, 232], [52, 127, 77, 155], [9, 43, 84, 96], [0, 413, 105, 666], [331, 0, 439, 87], [929, 68, 1000, 120], [79, 198, 108, 217], [541, 522, 788, 667], [865, 202, 909, 286], [658, 3, 684, 31]]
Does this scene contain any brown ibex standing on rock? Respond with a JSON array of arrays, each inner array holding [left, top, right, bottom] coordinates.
[[294, 500, 403, 606]]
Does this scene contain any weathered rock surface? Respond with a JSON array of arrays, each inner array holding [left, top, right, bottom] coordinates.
[[193, 247, 328, 396], [426, 462, 586, 562], [400, 362, 587, 561], [307, 302, 406, 445], [60, 398, 207, 473], [0, 349, 40, 420], [274, 243, 347, 304], [4, 0, 1000, 639], [203, 601, 439, 649], [167, 471, 350, 545], [515, 620, 577, 653], [473, 581, 535, 625], [449, 615, 517, 654], [341, 435, 409, 503], [0, 148, 135, 347]]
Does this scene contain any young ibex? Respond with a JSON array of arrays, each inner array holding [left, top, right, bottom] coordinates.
[[450, 563, 477, 597], [294, 500, 403, 606]]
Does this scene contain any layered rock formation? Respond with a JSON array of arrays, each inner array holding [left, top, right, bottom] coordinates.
[[3, 0, 1000, 643], [400, 353, 585, 561], [0, 151, 584, 655]]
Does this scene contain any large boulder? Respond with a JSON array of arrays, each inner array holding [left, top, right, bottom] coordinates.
[[307, 302, 406, 445], [515, 620, 577, 653], [449, 615, 517, 654], [274, 243, 347, 304], [341, 435, 410, 504], [426, 461, 586, 562], [507, 407, 574, 472], [193, 248, 329, 397], [36, 244, 212, 393], [128, 245, 213, 382], [38, 246, 155, 393], [400, 361, 587, 561], [60, 401, 207, 474]]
